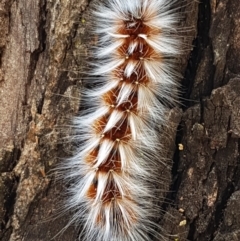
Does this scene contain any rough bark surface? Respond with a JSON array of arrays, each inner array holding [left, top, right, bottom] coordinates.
[[0, 0, 239, 241]]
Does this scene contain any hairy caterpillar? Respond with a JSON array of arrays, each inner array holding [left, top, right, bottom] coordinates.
[[60, 0, 183, 240]]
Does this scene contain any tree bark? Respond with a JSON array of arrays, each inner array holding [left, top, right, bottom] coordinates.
[[0, 0, 239, 241]]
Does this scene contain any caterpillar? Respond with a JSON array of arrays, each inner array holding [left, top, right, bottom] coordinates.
[[61, 0, 182, 240]]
